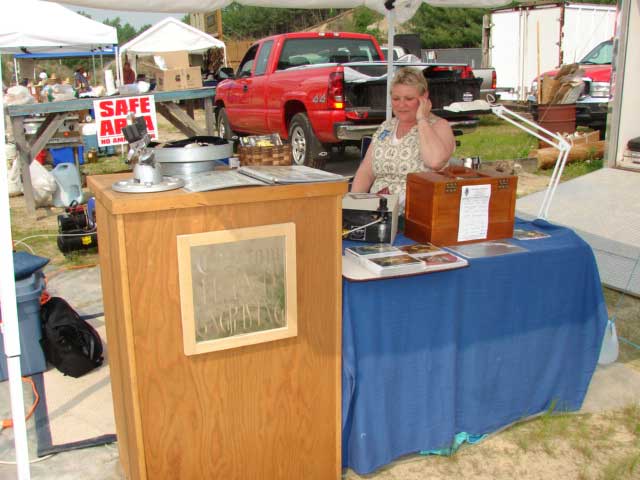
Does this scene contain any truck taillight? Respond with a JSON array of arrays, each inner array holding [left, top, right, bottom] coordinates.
[[491, 70, 496, 89], [431, 65, 474, 79], [328, 72, 344, 109], [460, 66, 474, 79]]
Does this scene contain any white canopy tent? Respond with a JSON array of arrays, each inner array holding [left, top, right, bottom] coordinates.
[[117, 17, 227, 86], [0, 2, 116, 479], [0, 0, 116, 54]]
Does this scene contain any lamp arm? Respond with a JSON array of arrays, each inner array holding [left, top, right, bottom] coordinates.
[[490, 105, 571, 220]]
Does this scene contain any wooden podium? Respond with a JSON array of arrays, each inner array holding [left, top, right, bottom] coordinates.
[[88, 174, 347, 480]]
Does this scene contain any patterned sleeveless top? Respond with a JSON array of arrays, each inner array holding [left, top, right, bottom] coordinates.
[[369, 118, 434, 211]]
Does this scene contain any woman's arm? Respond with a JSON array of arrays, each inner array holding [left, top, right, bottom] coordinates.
[[416, 97, 456, 171], [350, 144, 376, 192]]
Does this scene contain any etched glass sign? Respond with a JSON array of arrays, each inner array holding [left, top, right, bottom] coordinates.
[[177, 223, 297, 355]]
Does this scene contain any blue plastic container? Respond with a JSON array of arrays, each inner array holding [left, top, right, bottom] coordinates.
[[50, 146, 84, 166], [0, 271, 47, 381], [82, 134, 99, 150]]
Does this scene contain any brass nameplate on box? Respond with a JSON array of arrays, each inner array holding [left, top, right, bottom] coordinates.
[[404, 166, 518, 246]]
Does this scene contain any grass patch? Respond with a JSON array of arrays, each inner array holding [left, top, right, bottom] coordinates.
[[82, 153, 128, 176], [456, 117, 537, 161], [537, 157, 604, 181], [508, 403, 575, 453], [11, 219, 99, 268], [600, 451, 640, 480]]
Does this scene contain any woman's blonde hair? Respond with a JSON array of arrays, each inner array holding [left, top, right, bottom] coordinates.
[[391, 67, 429, 95]]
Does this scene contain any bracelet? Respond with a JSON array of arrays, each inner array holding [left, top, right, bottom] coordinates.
[[417, 116, 436, 125]]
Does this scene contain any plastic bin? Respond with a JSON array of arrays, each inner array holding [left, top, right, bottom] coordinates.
[[82, 133, 99, 150], [50, 146, 84, 166], [0, 271, 47, 381]]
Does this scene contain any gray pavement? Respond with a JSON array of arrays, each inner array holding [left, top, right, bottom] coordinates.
[[517, 167, 640, 295]]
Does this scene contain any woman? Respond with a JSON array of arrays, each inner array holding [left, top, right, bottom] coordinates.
[[74, 66, 91, 93], [351, 67, 455, 211], [123, 62, 136, 85]]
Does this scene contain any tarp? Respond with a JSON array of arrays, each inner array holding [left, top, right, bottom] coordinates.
[[0, 0, 117, 54], [120, 17, 225, 55]]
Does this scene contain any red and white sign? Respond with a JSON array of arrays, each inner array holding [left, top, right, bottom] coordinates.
[[93, 95, 159, 147]]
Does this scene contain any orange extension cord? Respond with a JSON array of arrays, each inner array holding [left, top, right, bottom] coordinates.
[[1, 377, 39, 430], [39, 263, 98, 305]]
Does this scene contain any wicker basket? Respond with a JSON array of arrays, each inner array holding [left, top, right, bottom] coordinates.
[[238, 144, 292, 166]]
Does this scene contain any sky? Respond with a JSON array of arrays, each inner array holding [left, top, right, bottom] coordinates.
[[60, 3, 185, 29]]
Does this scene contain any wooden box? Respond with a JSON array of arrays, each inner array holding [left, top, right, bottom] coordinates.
[[404, 166, 518, 246]]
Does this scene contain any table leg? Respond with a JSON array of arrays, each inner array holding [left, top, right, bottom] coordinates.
[[204, 97, 215, 136], [11, 117, 36, 216], [30, 114, 67, 157], [156, 102, 205, 138]]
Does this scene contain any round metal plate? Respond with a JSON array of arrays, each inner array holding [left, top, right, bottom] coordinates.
[[160, 160, 219, 177], [111, 176, 185, 193], [153, 138, 233, 163]]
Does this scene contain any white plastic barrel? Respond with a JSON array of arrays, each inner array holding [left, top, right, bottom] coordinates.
[[52, 163, 84, 207]]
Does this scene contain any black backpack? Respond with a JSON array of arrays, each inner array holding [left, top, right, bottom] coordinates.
[[40, 297, 104, 378]]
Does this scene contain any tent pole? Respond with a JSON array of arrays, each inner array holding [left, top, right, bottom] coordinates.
[[13, 57, 19, 84], [386, 7, 395, 121], [0, 57, 32, 480], [92, 55, 96, 86], [116, 46, 122, 87]]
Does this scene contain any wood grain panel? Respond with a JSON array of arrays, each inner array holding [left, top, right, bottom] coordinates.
[[88, 175, 346, 480], [89, 173, 348, 216], [95, 204, 147, 480]]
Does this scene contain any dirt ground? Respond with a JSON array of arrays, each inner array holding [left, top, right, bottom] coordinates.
[[345, 404, 640, 480], [7, 109, 640, 480]]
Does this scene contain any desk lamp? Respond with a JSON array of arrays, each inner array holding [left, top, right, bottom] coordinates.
[[445, 101, 571, 219]]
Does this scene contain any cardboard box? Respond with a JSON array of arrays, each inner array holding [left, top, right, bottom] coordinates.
[[404, 166, 517, 246], [157, 51, 190, 69], [152, 66, 202, 91], [151, 50, 202, 91]]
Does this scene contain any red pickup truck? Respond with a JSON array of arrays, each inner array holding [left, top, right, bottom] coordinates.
[[214, 32, 482, 169], [530, 39, 612, 135]]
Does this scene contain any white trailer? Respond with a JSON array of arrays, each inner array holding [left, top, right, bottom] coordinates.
[[486, 2, 616, 100]]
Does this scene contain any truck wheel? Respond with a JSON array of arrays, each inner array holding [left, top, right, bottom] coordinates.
[[216, 108, 235, 140], [289, 113, 326, 169]]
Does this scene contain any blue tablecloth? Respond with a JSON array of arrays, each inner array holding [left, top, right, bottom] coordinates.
[[341, 219, 608, 474]]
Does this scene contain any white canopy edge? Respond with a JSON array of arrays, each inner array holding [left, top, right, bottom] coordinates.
[[54, 0, 514, 24], [120, 17, 226, 55], [1, 0, 117, 54]]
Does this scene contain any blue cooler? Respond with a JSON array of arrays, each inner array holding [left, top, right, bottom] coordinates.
[[0, 270, 47, 381], [50, 146, 85, 166]]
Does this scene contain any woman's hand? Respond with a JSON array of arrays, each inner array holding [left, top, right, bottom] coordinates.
[[416, 96, 432, 122]]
